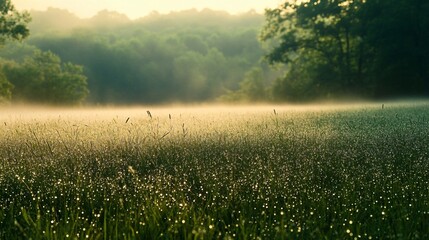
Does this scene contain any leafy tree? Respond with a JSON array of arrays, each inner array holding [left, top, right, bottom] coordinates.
[[261, 0, 370, 100], [23, 9, 269, 104], [0, 0, 30, 43], [0, 0, 30, 101], [364, 0, 429, 97], [182, 34, 208, 54], [0, 70, 12, 102], [219, 67, 267, 102], [262, 0, 429, 100], [271, 54, 322, 102], [3, 50, 89, 104]]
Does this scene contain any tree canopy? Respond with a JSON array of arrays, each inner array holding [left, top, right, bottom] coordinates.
[[262, 0, 429, 101], [0, 0, 30, 43], [2, 50, 89, 104], [5, 1, 427, 105], [0, 0, 30, 102], [1, 1, 89, 105], [2, 8, 278, 104]]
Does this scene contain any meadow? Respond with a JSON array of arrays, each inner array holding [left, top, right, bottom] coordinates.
[[0, 102, 428, 239]]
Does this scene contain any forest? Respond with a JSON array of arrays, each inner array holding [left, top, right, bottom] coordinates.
[[1, 7, 282, 104], [262, 0, 429, 101], [1, 0, 429, 105]]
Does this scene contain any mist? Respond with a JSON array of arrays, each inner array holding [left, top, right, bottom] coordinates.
[[2, 0, 429, 107], [2, 1, 429, 238], [1, 8, 287, 106]]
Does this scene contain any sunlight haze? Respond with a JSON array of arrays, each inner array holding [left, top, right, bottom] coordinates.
[[13, 0, 283, 19]]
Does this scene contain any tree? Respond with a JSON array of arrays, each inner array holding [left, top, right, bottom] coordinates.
[[261, 0, 370, 101], [0, 0, 30, 101], [364, 0, 429, 97], [262, 0, 429, 100], [24, 9, 270, 104], [0, 0, 30, 43], [0, 69, 12, 102], [3, 50, 89, 104], [219, 67, 267, 102]]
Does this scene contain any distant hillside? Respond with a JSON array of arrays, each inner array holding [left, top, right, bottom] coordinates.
[[28, 8, 84, 34], [28, 8, 264, 35], [2, 8, 279, 104]]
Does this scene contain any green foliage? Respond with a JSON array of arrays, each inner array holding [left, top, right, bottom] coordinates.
[[0, 69, 12, 102], [363, 0, 429, 97], [219, 67, 268, 102], [1, 102, 429, 238], [262, 0, 429, 100], [3, 50, 89, 104], [0, 0, 30, 103], [11, 9, 274, 104], [0, 0, 30, 43]]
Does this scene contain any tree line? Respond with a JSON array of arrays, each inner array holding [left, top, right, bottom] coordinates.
[[1, 0, 428, 105], [262, 0, 429, 101], [1, 6, 281, 105], [0, 2, 89, 104]]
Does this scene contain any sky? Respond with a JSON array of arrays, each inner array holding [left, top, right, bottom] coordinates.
[[13, 0, 284, 19]]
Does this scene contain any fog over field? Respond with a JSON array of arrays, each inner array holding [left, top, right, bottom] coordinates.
[[0, 102, 389, 122], [1, 101, 429, 238], [1, 0, 429, 238]]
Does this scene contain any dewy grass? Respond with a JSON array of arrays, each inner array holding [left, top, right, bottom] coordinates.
[[0, 102, 429, 239]]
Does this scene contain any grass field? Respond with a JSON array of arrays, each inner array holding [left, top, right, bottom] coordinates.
[[1, 102, 429, 239]]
